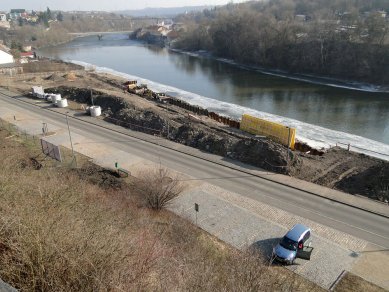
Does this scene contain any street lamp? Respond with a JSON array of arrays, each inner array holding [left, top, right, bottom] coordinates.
[[88, 86, 94, 106], [65, 111, 77, 167], [286, 126, 291, 173]]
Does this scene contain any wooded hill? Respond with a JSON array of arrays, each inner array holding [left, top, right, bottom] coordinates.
[[174, 0, 389, 85]]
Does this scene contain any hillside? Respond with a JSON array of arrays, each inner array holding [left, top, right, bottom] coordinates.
[[173, 0, 389, 85]]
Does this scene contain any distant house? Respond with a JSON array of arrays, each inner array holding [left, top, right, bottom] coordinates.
[[0, 12, 9, 29], [20, 51, 34, 58], [9, 9, 26, 20], [0, 49, 14, 64], [157, 19, 174, 29], [0, 50, 22, 75], [22, 45, 32, 52]]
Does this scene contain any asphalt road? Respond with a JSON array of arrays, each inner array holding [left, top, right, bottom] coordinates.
[[1, 92, 389, 248]]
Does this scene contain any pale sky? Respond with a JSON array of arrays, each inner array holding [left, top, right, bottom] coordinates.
[[1, 0, 247, 11]]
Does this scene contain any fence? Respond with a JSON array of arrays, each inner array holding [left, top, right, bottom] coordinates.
[[103, 116, 163, 137], [336, 141, 389, 159]]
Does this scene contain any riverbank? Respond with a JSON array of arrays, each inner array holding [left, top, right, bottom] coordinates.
[[170, 49, 389, 93], [2, 59, 388, 204]]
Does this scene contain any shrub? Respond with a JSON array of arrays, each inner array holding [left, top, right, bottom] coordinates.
[[135, 167, 183, 210]]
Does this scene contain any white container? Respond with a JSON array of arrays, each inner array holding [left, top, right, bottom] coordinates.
[[90, 106, 102, 117], [51, 94, 62, 104], [32, 86, 44, 96], [56, 99, 68, 108]]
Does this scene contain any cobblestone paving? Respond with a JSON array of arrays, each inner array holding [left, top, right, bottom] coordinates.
[[170, 187, 368, 289], [202, 184, 367, 252]]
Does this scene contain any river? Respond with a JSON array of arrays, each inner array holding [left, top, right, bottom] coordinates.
[[37, 33, 389, 159]]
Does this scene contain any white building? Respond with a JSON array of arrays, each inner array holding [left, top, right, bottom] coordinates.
[[0, 50, 14, 64], [157, 19, 174, 29], [0, 13, 6, 21]]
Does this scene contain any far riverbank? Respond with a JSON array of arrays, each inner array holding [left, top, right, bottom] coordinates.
[[169, 48, 389, 93]]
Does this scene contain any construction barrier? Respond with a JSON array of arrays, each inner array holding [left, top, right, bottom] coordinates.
[[240, 114, 296, 150]]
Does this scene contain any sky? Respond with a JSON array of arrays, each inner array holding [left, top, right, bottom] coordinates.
[[1, 0, 247, 11]]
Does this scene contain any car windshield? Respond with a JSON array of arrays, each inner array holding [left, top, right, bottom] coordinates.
[[280, 236, 298, 251]]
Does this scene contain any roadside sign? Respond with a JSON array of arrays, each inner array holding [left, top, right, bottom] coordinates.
[[194, 203, 199, 225]]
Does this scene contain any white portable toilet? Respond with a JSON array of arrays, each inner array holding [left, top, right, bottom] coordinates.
[[56, 99, 68, 108], [90, 106, 102, 117]]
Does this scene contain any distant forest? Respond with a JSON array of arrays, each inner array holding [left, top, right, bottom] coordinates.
[[174, 0, 389, 85]]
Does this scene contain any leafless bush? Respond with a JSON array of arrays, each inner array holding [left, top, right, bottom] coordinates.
[[135, 167, 183, 210]]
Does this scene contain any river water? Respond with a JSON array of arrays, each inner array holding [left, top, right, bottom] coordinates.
[[38, 34, 389, 159]]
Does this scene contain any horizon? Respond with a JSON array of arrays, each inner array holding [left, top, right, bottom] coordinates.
[[1, 0, 248, 12]]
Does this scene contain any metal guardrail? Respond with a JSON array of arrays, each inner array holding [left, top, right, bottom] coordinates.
[[336, 141, 389, 157]]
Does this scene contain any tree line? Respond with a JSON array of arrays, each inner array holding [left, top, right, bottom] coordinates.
[[174, 0, 389, 85]]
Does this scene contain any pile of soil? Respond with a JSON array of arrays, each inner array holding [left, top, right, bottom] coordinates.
[[26, 76, 44, 83], [293, 148, 389, 202], [75, 162, 125, 190], [45, 73, 66, 82]]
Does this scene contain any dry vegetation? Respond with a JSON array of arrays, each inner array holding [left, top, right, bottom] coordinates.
[[0, 122, 325, 291], [134, 168, 184, 210], [335, 273, 387, 292]]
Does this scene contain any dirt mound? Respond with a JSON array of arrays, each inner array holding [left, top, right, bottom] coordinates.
[[27, 76, 44, 83], [45, 73, 66, 82], [294, 147, 389, 202], [64, 72, 77, 81], [75, 162, 125, 189]]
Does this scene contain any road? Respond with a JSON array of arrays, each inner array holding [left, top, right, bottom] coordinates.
[[1, 92, 389, 248]]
